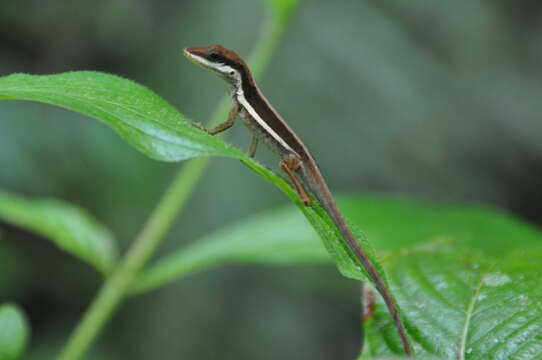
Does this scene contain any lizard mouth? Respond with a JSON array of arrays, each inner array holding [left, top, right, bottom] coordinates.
[[183, 46, 218, 72], [183, 46, 207, 59]]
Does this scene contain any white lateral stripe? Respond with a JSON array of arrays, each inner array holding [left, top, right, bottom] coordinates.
[[185, 52, 213, 68], [237, 95, 297, 155]]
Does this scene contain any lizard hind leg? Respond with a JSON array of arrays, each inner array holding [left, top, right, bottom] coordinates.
[[280, 155, 312, 206]]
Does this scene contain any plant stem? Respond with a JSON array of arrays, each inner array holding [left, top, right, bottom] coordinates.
[[57, 163, 206, 360], [58, 3, 299, 359]]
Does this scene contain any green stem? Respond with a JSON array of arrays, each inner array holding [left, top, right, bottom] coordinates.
[[57, 161, 204, 360], [58, 2, 299, 359]]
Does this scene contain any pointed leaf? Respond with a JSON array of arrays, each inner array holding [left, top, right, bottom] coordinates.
[[0, 191, 116, 273], [0, 303, 29, 360], [131, 205, 329, 293], [366, 244, 542, 359], [0, 72, 240, 162]]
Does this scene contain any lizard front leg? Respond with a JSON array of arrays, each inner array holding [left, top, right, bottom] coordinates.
[[191, 102, 239, 135]]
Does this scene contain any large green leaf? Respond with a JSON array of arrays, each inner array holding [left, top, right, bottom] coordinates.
[[0, 191, 116, 273], [0, 71, 383, 285], [338, 195, 542, 256], [365, 244, 542, 359], [0, 72, 239, 162], [0, 303, 29, 360], [131, 205, 329, 293]]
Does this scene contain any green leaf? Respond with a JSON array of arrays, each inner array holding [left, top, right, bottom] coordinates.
[[131, 205, 329, 293], [0, 303, 29, 360], [0, 72, 240, 162], [338, 195, 542, 256], [366, 244, 542, 359], [0, 191, 116, 273]]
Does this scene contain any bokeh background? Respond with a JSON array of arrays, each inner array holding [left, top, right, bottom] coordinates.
[[1, 1, 542, 359]]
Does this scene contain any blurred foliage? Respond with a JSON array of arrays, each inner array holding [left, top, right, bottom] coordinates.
[[0, 303, 29, 360], [1, 0, 542, 359], [0, 190, 116, 273], [133, 194, 542, 294]]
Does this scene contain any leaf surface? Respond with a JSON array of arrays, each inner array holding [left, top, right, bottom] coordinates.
[[338, 195, 542, 256], [0, 303, 29, 360], [132, 205, 329, 293], [0, 72, 240, 162], [366, 245, 542, 359], [0, 191, 116, 273]]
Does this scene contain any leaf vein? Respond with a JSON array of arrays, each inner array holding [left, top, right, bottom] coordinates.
[[457, 269, 493, 360]]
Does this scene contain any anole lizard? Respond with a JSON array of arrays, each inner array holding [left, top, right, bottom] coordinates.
[[184, 45, 412, 355]]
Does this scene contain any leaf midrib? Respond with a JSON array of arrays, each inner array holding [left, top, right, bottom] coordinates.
[[457, 268, 493, 359]]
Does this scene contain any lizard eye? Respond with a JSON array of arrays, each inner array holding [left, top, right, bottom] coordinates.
[[208, 53, 220, 61]]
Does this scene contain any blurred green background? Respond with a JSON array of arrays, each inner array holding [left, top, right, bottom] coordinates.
[[1, 0, 542, 359]]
